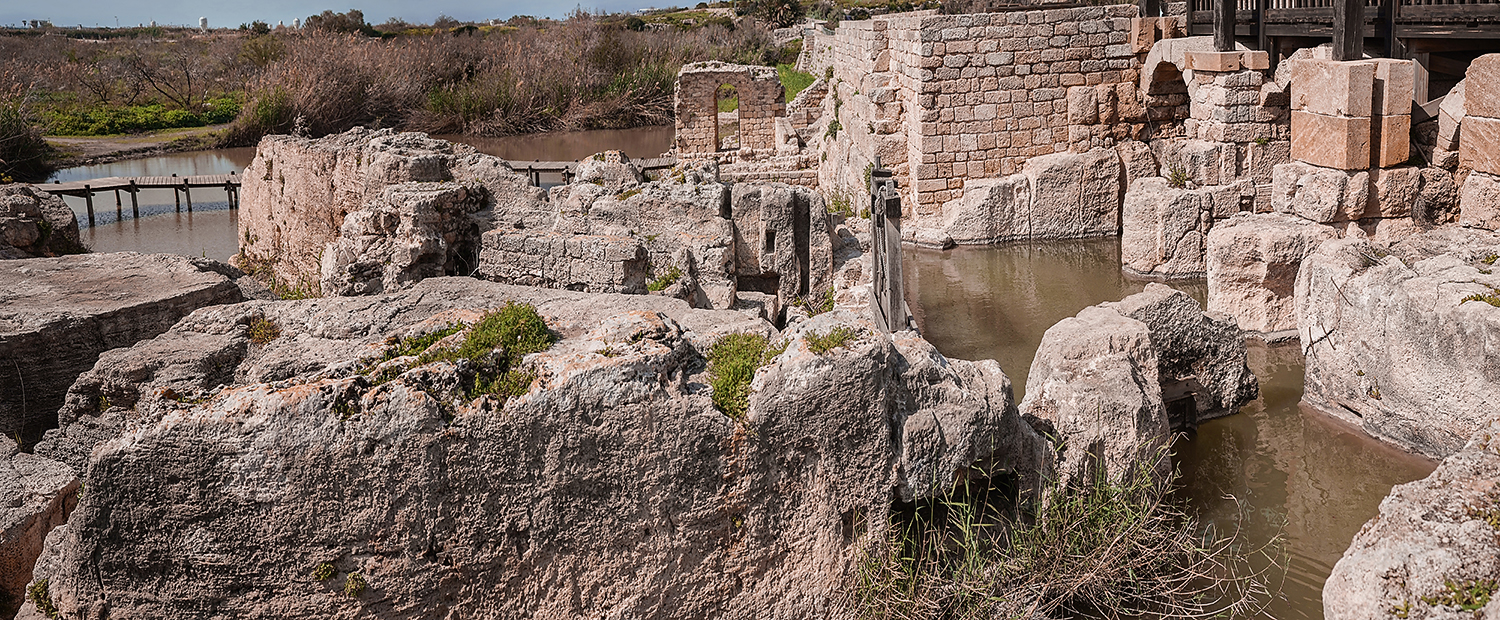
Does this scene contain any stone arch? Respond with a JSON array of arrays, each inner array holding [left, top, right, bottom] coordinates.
[[674, 62, 786, 156]]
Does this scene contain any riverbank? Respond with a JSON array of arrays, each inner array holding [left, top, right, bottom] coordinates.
[[42, 125, 227, 169]]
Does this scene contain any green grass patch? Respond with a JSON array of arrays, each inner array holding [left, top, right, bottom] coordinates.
[[385, 322, 465, 360], [793, 288, 836, 316], [248, 316, 282, 345], [1420, 579, 1498, 611], [707, 332, 785, 422], [648, 265, 683, 292], [27, 578, 57, 619], [805, 325, 859, 354], [389, 302, 557, 403], [45, 97, 240, 136], [1462, 286, 1500, 308], [1482, 254, 1498, 266], [779, 64, 816, 101], [343, 571, 367, 598]]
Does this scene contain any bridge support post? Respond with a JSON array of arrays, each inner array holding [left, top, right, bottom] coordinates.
[[183, 181, 192, 212], [1214, 0, 1236, 52], [114, 189, 122, 220], [84, 185, 94, 226], [1333, 0, 1364, 61], [129, 181, 138, 219]]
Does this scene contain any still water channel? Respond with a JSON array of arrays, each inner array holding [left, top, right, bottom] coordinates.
[[905, 241, 1436, 620], [44, 125, 1433, 619]]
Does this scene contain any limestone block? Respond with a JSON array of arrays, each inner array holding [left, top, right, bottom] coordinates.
[[1290, 59, 1374, 118], [1068, 85, 1098, 125], [1022, 147, 1123, 239], [1369, 58, 1414, 117], [1459, 114, 1500, 176], [1242, 50, 1269, 71], [1464, 53, 1500, 119], [941, 175, 1032, 244], [1291, 110, 1371, 170], [1371, 113, 1411, 168], [1459, 171, 1500, 231], [1369, 166, 1421, 219], [1129, 17, 1158, 54], [1186, 51, 1241, 72], [1436, 80, 1465, 151], [1115, 139, 1159, 188], [1242, 139, 1291, 184], [1, 448, 78, 619], [1121, 177, 1248, 278], [1271, 161, 1371, 223], [1206, 211, 1339, 334], [1259, 81, 1289, 108]]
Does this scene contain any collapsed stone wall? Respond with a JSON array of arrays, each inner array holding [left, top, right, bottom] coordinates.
[[236, 128, 545, 296], [21, 278, 1051, 619]]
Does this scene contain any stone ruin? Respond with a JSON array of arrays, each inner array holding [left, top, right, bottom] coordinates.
[[673, 62, 786, 156]]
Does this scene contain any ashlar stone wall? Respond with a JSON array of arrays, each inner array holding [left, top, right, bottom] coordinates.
[[674, 62, 786, 156]]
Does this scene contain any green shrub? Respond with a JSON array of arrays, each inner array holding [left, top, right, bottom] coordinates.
[[1166, 165, 1190, 189], [27, 578, 57, 619], [343, 571, 367, 598], [1420, 579, 1498, 611], [805, 325, 859, 354], [45, 97, 241, 136], [312, 562, 336, 581], [827, 193, 855, 217], [248, 316, 282, 345], [707, 332, 784, 422], [648, 265, 683, 292], [386, 322, 465, 360], [0, 98, 54, 183]]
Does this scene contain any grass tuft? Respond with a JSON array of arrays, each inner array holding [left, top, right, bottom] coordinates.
[[248, 316, 282, 345], [343, 571, 367, 598], [312, 562, 336, 582], [648, 265, 683, 292], [27, 578, 58, 619], [806, 326, 859, 354], [707, 332, 784, 423], [793, 288, 836, 316], [1166, 165, 1190, 189], [1462, 285, 1500, 308], [1420, 579, 1498, 611]]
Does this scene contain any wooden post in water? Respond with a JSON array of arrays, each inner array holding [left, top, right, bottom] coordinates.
[[173, 173, 181, 211], [129, 180, 139, 219], [868, 156, 907, 333], [1333, 0, 1364, 61], [183, 180, 193, 212], [114, 188, 122, 219], [84, 185, 94, 226], [1214, 0, 1236, 52]]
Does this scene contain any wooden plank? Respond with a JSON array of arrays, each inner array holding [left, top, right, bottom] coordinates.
[[1217, 0, 1238, 49], [1335, 0, 1367, 59]]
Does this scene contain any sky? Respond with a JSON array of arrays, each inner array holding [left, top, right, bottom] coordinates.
[[0, 0, 659, 29]]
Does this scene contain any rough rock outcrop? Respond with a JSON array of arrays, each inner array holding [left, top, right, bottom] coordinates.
[[1459, 171, 1500, 231], [1022, 284, 1256, 485], [237, 128, 545, 296], [1121, 176, 1252, 278], [1296, 227, 1500, 459], [0, 438, 77, 619], [1323, 421, 1500, 620], [23, 278, 1049, 620], [0, 253, 249, 443], [941, 147, 1122, 244], [0, 185, 82, 259], [1207, 212, 1339, 335]]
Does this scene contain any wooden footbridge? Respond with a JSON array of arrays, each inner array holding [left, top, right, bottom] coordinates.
[[44, 173, 242, 226], [42, 157, 680, 226]]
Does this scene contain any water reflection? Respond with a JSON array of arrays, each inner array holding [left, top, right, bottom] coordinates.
[[902, 240, 1435, 620], [904, 238, 1205, 398]]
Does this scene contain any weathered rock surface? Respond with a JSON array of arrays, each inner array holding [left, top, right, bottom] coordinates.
[[0, 185, 82, 259], [1121, 177, 1251, 278], [1207, 212, 1339, 335], [0, 438, 78, 619], [24, 278, 1049, 620], [1323, 422, 1500, 620], [0, 253, 248, 443], [1271, 161, 1371, 223], [941, 147, 1122, 244], [1296, 227, 1500, 459], [237, 128, 545, 296], [1101, 283, 1258, 423], [1459, 171, 1500, 231], [1022, 284, 1256, 485]]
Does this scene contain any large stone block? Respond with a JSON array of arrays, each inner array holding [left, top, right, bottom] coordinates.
[[942, 175, 1032, 244], [1, 444, 77, 619], [1371, 113, 1411, 168], [0, 254, 249, 444], [1291, 110, 1372, 170], [1436, 80, 1465, 151], [1368, 58, 1414, 117], [1369, 166, 1421, 219], [1290, 59, 1374, 118], [1459, 171, 1500, 231], [1122, 177, 1252, 278], [1022, 147, 1123, 239], [1185, 51, 1241, 72], [1464, 53, 1500, 119], [1206, 212, 1338, 334], [1271, 161, 1371, 223], [1459, 114, 1500, 176]]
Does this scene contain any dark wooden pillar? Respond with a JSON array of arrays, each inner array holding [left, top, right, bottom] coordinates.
[[1380, 0, 1403, 59], [1214, 0, 1236, 51], [1333, 0, 1364, 61], [1256, 0, 1269, 52]]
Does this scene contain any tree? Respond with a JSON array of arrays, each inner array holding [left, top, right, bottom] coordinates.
[[304, 9, 369, 34], [758, 0, 804, 28]]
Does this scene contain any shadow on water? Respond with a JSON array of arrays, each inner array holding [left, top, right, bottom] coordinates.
[[902, 239, 1436, 620]]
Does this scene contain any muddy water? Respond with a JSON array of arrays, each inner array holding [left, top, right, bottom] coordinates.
[[41, 126, 675, 262], [46, 149, 255, 261], [903, 240, 1436, 620]]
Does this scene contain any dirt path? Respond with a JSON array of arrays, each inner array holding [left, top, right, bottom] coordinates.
[[46, 124, 230, 168]]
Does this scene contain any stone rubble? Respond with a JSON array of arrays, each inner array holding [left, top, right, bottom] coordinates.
[[0, 185, 82, 260]]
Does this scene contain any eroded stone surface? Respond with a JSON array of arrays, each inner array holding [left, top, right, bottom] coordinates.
[[24, 278, 1050, 619], [1206, 212, 1338, 335], [0, 253, 248, 443], [1459, 171, 1500, 231], [0, 185, 82, 260], [1121, 176, 1251, 278], [1296, 228, 1500, 459], [1323, 422, 1500, 620], [0, 439, 77, 619]]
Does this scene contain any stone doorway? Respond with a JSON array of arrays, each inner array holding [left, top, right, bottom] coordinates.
[[716, 83, 739, 151]]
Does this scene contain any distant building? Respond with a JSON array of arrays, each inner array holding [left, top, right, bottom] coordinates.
[[199, 16, 207, 30]]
